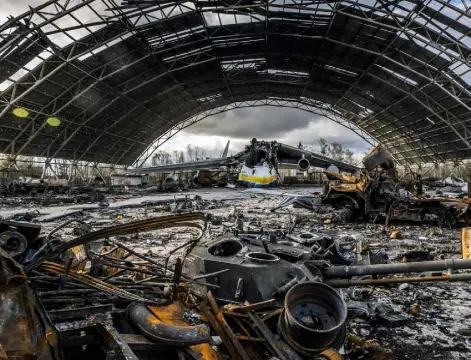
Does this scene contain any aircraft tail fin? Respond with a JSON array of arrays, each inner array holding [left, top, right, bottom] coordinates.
[[222, 140, 230, 158]]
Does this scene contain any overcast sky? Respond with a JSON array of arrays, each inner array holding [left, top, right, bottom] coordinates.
[[158, 107, 372, 157]]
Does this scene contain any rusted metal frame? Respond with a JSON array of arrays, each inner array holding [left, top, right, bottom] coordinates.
[[40, 262, 151, 302], [200, 300, 241, 360], [230, 299, 276, 313], [260, 308, 283, 321], [247, 311, 289, 360], [207, 291, 251, 360], [222, 311, 249, 318], [46, 304, 113, 322], [232, 317, 251, 339], [97, 323, 140, 360], [237, 335, 266, 342]]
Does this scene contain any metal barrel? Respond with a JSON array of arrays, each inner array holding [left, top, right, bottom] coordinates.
[[322, 258, 471, 279], [280, 282, 347, 353]]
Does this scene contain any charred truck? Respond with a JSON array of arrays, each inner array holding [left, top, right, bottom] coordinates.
[[323, 146, 469, 226]]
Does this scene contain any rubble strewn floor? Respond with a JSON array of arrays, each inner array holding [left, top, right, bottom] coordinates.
[[1, 186, 470, 359]]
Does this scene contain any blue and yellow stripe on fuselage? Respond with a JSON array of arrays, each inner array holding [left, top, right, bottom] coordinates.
[[238, 165, 278, 188]]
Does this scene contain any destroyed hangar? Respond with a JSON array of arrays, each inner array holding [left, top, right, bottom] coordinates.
[[1, 1, 471, 360]]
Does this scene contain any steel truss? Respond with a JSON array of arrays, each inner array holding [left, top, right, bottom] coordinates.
[[0, 0, 470, 168]]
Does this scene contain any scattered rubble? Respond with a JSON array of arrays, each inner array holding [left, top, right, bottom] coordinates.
[[0, 184, 470, 359]]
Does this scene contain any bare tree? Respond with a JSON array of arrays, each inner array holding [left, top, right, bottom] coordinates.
[[306, 138, 355, 164], [176, 151, 185, 163], [186, 144, 195, 161], [152, 150, 171, 166]]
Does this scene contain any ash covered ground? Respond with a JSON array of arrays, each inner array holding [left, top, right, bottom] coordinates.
[[1, 186, 470, 360]]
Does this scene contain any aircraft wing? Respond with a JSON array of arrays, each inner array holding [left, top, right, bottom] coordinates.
[[276, 143, 359, 173], [127, 156, 240, 174]]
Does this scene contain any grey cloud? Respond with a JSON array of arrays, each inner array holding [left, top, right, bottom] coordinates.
[[184, 107, 315, 139], [182, 108, 372, 155]]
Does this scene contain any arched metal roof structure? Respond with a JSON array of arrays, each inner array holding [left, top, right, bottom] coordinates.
[[0, 0, 470, 167]]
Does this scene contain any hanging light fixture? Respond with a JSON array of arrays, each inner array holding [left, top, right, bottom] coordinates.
[[46, 117, 61, 127], [13, 107, 29, 118]]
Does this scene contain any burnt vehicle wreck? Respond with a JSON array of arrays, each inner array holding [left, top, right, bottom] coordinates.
[[322, 146, 470, 226], [2, 212, 471, 360]]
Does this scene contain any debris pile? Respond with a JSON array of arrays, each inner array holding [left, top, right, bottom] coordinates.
[[0, 191, 470, 360]]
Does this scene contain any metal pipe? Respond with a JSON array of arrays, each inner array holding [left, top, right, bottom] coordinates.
[[323, 259, 471, 279], [325, 273, 471, 287], [127, 303, 210, 346]]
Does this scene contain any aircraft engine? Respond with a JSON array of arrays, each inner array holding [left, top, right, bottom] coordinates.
[[297, 158, 310, 171]]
